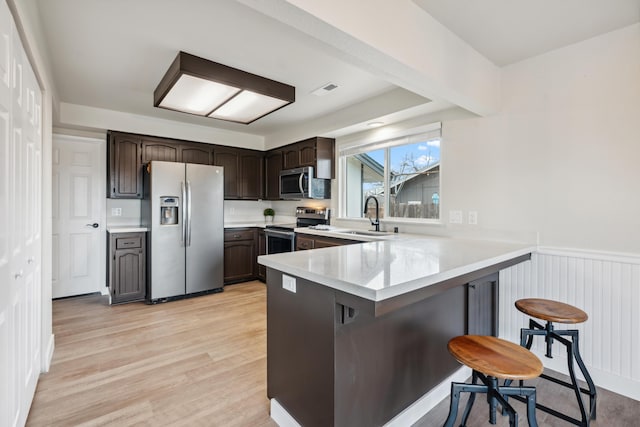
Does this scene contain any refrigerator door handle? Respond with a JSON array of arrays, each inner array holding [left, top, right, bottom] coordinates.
[[186, 180, 192, 247], [181, 181, 187, 246]]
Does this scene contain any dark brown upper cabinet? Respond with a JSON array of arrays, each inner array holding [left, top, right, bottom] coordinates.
[[214, 147, 241, 199], [141, 138, 179, 163], [264, 150, 283, 200], [213, 147, 264, 200], [108, 132, 142, 198], [281, 137, 335, 179], [239, 149, 264, 200], [180, 143, 212, 165], [107, 130, 331, 200]]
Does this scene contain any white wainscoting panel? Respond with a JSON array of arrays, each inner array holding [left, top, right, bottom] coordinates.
[[499, 249, 640, 400]]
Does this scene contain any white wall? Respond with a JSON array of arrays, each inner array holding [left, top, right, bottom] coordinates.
[[443, 24, 640, 254], [334, 24, 640, 253]]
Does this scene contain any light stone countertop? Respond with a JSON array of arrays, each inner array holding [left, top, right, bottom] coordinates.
[[107, 227, 149, 233], [224, 221, 293, 229], [294, 226, 408, 242], [258, 236, 534, 302], [224, 222, 268, 228]]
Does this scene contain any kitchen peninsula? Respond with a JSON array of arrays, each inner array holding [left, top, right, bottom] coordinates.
[[258, 237, 533, 426]]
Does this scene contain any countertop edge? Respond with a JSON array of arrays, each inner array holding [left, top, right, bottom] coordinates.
[[107, 227, 149, 233], [259, 241, 536, 302]]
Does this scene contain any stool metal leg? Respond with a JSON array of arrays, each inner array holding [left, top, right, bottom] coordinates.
[[525, 389, 538, 427], [443, 382, 461, 427], [460, 370, 478, 425], [487, 376, 498, 424], [566, 329, 597, 420], [517, 320, 597, 426], [493, 391, 517, 427], [443, 381, 488, 427], [443, 372, 540, 427]]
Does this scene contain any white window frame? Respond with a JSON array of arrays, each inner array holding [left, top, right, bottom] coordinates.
[[338, 122, 442, 224]]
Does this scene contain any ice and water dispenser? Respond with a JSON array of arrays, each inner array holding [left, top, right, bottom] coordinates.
[[160, 196, 179, 225]]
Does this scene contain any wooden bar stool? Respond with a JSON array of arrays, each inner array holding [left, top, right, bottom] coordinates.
[[510, 298, 597, 426], [443, 335, 543, 427]]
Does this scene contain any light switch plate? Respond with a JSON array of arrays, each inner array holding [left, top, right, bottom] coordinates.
[[468, 211, 478, 225], [449, 210, 462, 224], [111, 207, 122, 217], [282, 274, 296, 293]]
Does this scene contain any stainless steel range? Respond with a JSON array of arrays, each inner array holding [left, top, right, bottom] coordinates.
[[264, 207, 330, 254]]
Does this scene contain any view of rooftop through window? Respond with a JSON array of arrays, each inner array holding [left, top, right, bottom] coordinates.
[[343, 134, 441, 221]]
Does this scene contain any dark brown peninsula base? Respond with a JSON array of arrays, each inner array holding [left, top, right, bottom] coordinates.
[[266, 254, 530, 426]]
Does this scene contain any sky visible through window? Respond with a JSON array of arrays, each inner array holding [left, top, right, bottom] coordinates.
[[362, 138, 440, 194], [367, 138, 440, 173]]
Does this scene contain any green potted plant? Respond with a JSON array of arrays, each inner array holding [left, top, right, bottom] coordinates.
[[263, 208, 275, 223]]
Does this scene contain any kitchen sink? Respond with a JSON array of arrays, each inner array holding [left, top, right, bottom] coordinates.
[[337, 230, 394, 237]]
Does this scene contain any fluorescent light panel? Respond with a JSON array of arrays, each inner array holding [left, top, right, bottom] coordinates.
[[154, 52, 295, 124], [158, 74, 240, 115], [210, 91, 290, 123]]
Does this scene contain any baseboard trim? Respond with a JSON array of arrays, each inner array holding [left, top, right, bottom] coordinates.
[[270, 398, 300, 427], [42, 333, 54, 372], [270, 366, 472, 427], [385, 366, 471, 426]]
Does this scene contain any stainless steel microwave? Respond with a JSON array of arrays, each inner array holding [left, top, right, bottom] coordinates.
[[279, 166, 331, 199]]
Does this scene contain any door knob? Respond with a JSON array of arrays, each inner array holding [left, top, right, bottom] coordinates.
[[14, 270, 23, 279], [86, 223, 99, 228]]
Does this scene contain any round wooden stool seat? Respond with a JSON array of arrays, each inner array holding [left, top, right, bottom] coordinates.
[[516, 298, 588, 324], [448, 335, 543, 380]]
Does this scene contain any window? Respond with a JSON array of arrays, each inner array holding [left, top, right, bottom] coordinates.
[[341, 124, 441, 221]]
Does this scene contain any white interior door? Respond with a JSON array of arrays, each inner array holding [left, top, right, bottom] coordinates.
[[52, 134, 105, 298], [0, 1, 43, 424], [0, 3, 12, 424]]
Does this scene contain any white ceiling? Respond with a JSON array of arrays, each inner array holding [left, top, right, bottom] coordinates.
[[33, 0, 639, 139], [414, 0, 640, 66]]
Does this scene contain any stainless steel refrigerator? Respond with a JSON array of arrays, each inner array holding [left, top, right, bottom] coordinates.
[[142, 161, 224, 302]]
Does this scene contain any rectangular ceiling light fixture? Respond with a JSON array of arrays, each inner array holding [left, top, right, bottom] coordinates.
[[154, 51, 295, 124]]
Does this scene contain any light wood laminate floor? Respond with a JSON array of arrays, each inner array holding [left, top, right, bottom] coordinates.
[[28, 281, 639, 426], [27, 281, 276, 427]]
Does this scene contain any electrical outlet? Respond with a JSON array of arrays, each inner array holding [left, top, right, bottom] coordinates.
[[468, 211, 478, 225], [111, 207, 122, 217], [282, 274, 296, 293], [449, 210, 463, 224]]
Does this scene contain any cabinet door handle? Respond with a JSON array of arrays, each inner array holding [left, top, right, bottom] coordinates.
[[339, 304, 358, 325], [86, 223, 99, 228], [14, 270, 24, 279]]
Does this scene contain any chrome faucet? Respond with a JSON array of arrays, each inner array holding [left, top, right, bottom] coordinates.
[[364, 195, 380, 232]]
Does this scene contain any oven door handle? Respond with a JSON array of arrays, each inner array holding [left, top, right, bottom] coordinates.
[[265, 230, 295, 240]]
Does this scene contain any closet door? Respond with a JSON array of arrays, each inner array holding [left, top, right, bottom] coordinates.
[[0, 1, 12, 424], [0, 2, 43, 425]]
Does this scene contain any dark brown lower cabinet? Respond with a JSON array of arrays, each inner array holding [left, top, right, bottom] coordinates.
[[295, 233, 359, 250], [108, 232, 146, 304], [257, 230, 266, 281], [467, 273, 498, 336], [266, 269, 469, 427], [224, 228, 257, 284]]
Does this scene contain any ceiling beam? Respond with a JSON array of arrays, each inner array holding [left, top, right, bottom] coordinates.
[[237, 0, 501, 116]]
